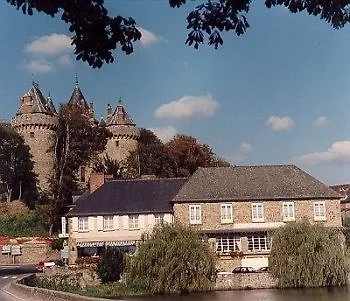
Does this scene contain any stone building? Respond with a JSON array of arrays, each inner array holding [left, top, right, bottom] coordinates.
[[103, 99, 140, 163], [11, 82, 58, 192], [172, 165, 343, 271]]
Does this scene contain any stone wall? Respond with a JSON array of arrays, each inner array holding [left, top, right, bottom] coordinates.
[[174, 198, 342, 229], [0, 238, 60, 265], [215, 272, 277, 290]]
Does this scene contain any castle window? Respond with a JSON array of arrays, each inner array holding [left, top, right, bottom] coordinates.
[[30, 132, 35, 138], [80, 166, 86, 182], [115, 140, 119, 147]]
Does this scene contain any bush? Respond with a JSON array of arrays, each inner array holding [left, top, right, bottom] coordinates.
[[51, 238, 66, 251], [0, 211, 47, 236], [269, 220, 348, 288], [125, 222, 217, 294], [97, 247, 124, 283]]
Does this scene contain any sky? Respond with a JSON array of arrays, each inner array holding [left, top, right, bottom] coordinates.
[[0, 1, 350, 185]]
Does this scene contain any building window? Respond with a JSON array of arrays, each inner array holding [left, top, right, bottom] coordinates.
[[103, 216, 114, 230], [252, 203, 264, 222], [314, 201, 326, 221], [78, 217, 88, 232], [216, 236, 241, 253], [220, 204, 233, 223], [283, 202, 295, 221], [128, 215, 139, 229], [115, 140, 119, 147], [189, 205, 202, 224], [154, 214, 164, 225], [29, 132, 34, 138], [248, 234, 269, 252]]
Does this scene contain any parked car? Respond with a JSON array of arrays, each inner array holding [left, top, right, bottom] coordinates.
[[232, 266, 256, 273], [257, 266, 269, 272]]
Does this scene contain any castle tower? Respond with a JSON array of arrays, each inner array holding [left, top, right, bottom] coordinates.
[[103, 99, 140, 163], [11, 82, 58, 192], [67, 77, 94, 117]]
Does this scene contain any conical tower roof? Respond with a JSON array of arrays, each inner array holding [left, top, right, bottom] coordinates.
[[105, 99, 136, 126], [17, 82, 56, 115], [67, 78, 90, 111]]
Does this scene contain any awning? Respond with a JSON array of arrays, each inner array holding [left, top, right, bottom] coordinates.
[[77, 240, 136, 248]]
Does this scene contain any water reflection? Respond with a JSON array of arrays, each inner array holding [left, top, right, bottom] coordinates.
[[126, 287, 350, 301]]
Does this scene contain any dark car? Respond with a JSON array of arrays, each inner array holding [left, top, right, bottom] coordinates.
[[257, 266, 269, 272], [232, 266, 256, 273]]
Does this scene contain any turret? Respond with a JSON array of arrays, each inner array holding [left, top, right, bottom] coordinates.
[[11, 82, 58, 192], [103, 99, 140, 163]]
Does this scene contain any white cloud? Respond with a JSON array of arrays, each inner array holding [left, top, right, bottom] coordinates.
[[137, 27, 161, 47], [23, 59, 53, 74], [231, 142, 253, 163], [297, 141, 350, 165], [57, 54, 73, 67], [155, 93, 219, 119], [314, 116, 329, 127], [267, 116, 294, 132], [25, 34, 72, 56], [148, 126, 177, 143]]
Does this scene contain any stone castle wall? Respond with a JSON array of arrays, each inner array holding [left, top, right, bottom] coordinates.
[[12, 113, 58, 192]]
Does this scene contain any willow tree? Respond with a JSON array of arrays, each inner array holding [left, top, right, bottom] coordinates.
[[269, 221, 347, 288], [125, 223, 216, 294]]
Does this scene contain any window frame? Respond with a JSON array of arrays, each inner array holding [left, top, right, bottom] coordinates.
[[128, 214, 139, 230], [216, 236, 241, 253], [103, 215, 114, 231], [78, 217, 89, 232], [220, 203, 233, 224], [314, 201, 326, 221], [189, 205, 202, 225], [154, 213, 164, 225], [251, 203, 264, 222], [282, 201, 295, 222], [248, 234, 269, 252]]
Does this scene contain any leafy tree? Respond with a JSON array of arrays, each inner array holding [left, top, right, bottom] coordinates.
[[165, 135, 230, 177], [97, 247, 125, 283], [7, 1, 350, 68], [0, 124, 38, 207], [125, 222, 217, 294], [269, 220, 348, 288], [49, 104, 111, 229], [92, 155, 124, 179], [124, 129, 176, 179]]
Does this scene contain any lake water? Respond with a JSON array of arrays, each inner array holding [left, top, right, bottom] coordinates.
[[126, 287, 350, 301]]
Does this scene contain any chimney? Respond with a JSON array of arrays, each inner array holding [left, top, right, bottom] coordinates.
[[89, 173, 106, 193]]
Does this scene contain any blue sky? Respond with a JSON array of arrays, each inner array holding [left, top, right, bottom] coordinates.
[[1, 1, 350, 185]]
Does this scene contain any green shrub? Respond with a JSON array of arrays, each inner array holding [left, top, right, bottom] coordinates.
[[125, 222, 217, 294], [269, 220, 348, 288], [0, 211, 47, 236], [97, 247, 124, 283], [51, 238, 66, 251]]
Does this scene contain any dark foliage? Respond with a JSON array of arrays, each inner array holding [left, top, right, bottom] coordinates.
[[7, 0, 350, 67], [97, 247, 125, 283], [0, 124, 38, 208]]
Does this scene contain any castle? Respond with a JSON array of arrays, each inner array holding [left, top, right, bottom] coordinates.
[[11, 80, 140, 192]]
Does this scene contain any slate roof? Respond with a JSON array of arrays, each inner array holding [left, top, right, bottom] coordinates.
[[105, 99, 136, 126], [66, 178, 187, 217], [173, 165, 342, 203], [68, 83, 90, 111], [17, 82, 56, 115]]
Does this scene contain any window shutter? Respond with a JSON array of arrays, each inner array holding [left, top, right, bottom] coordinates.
[[113, 216, 119, 230], [97, 216, 103, 231], [72, 217, 78, 232], [122, 215, 129, 229]]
